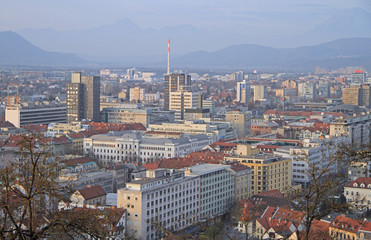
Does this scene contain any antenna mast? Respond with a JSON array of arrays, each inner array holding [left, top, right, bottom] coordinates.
[[167, 39, 170, 75]]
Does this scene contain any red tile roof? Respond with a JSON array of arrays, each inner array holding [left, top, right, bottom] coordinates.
[[76, 185, 106, 200], [23, 124, 48, 132], [0, 121, 15, 128], [257, 189, 284, 198], [345, 177, 371, 188], [86, 122, 146, 131], [330, 215, 363, 234], [64, 157, 95, 167], [228, 162, 251, 172]]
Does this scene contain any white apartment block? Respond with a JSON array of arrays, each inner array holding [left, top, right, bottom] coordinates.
[[83, 131, 212, 166], [185, 164, 235, 219], [117, 169, 200, 240]]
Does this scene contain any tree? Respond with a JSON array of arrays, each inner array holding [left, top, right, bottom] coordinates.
[[290, 142, 349, 240], [0, 135, 112, 239]]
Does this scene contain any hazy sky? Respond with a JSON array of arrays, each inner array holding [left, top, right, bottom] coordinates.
[[0, 0, 369, 31]]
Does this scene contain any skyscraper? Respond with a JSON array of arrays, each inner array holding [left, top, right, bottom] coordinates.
[[67, 72, 100, 123], [164, 73, 191, 110], [236, 80, 251, 103]]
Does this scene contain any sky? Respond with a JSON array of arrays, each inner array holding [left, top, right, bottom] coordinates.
[[0, 0, 369, 32]]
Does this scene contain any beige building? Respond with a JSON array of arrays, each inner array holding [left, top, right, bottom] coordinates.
[[225, 110, 252, 138], [100, 108, 150, 126], [117, 169, 200, 240], [229, 163, 253, 201], [130, 87, 145, 102], [225, 144, 292, 195], [342, 84, 371, 107], [253, 85, 267, 101], [169, 90, 200, 120]]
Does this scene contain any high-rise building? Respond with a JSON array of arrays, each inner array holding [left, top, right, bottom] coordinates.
[[253, 85, 267, 102], [164, 73, 191, 110], [351, 70, 366, 85], [342, 84, 371, 107], [129, 87, 145, 102], [298, 82, 317, 100], [318, 81, 331, 98], [236, 80, 251, 103], [225, 109, 252, 138], [67, 72, 100, 123], [169, 90, 200, 120]]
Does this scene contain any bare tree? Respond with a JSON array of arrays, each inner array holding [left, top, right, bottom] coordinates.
[[290, 142, 349, 240], [0, 135, 113, 239]]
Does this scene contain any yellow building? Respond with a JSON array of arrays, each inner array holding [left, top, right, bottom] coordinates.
[[226, 144, 292, 195]]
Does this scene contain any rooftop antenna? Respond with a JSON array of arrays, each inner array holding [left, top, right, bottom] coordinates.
[[167, 39, 170, 75]]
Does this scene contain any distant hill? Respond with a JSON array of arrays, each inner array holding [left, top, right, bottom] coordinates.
[[171, 38, 371, 71], [0, 31, 85, 66]]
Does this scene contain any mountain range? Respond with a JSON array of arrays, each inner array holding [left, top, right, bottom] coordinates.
[[15, 8, 371, 59], [0, 31, 85, 66], [0, 31, 371, 71]]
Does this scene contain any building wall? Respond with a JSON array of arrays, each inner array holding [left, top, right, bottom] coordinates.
[[226, 110, 252, 138]]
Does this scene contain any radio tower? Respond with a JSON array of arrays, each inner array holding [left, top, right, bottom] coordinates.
[[167, 39, 170, 75]]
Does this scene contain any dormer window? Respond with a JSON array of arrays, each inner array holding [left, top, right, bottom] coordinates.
[[360, 183, 365, 188], [353, 183, 358, 187], [368, 184, 371, 188]]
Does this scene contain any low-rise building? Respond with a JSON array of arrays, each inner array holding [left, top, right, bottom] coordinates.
[[5, 104, 66, 128], [229, 162, 253, 201], [70, 185, 107, 205], [344, 177, 371, 210]]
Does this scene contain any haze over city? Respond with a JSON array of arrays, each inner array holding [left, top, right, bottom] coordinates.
[[0, 1, 371, 240]]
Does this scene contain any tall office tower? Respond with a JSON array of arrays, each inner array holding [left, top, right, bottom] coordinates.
[[164, 73, 191, 110], [248, 70, 260, 81], [169, 90, 200, 120], [351, 70, 366, 85], [253, 85, 267, 101], [236, 80, 251, 103], [67, 72, 100, 123]]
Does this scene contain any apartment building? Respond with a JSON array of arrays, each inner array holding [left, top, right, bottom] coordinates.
[[117, 169, 200, 240], [129, 87, 145, 102], [169, 90, 200, 120], [185, 164, 235, 219], [225, 144, 292, 195]]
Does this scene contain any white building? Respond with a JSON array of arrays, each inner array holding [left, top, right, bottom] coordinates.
[[5, 104, 66, 128], [185, 164, 235, 219], [236, 80, 251, 103], [117, 169, 200, 240], [148, 119, 237, 142], [83, 131, 212, 166], [344, 177, 371, 210]]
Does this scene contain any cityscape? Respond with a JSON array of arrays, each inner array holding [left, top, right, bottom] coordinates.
[[0, 1, 371, 240]]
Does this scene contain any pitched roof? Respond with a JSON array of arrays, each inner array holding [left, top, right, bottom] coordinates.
[[228, 162, 251, 172], [330, 214, 363, 233], [76, 185, 106, 200], [345, 177, 371, 188]]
